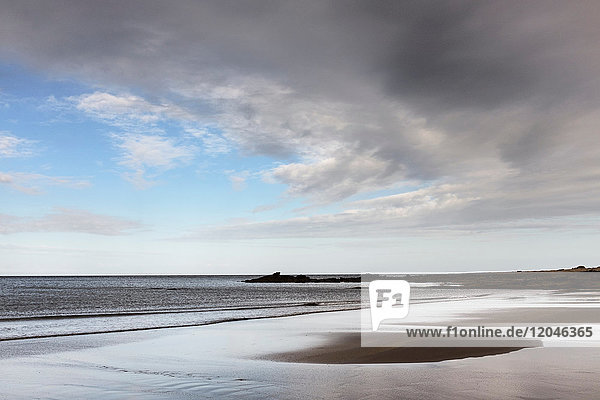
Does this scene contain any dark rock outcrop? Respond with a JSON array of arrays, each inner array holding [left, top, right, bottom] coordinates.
[[244, 271, 361, 283]]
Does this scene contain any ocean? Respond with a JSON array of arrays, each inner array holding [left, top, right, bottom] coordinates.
[[1, 272, 599, 341], [0, 275, 361, 341]]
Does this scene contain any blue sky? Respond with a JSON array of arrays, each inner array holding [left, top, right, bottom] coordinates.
[[1, 1, 600, 274]]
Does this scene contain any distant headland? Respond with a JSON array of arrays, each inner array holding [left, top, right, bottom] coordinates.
[[244, 271, 361, 283], [529, 265, 600, 273]]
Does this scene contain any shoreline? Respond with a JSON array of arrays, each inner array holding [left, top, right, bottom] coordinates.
[[0, 309, 529, 364], [0, 307, 361, 344], [1, 310, 600, 399]]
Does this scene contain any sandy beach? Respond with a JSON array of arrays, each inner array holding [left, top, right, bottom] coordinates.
[[2, 310, 599, 399]]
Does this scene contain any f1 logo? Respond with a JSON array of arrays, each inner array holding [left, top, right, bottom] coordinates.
[[369, 280, 411, 331]]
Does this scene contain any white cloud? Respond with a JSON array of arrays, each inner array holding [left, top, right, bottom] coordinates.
[[181, 167, 600, 241], [207, 78, 351, 160], [71, 92, 237, 185], [0, 208, 145, 235], [71, 91, 195, 129], [201, 133, 231, 154], [185, 127, 231, 155], [67, 92, 206, 187], [178, 207, 457, 241], [348, 184, 479, 210], [268, 151, 402, 202], [0, 132, 35, 158], [0, 132, 89, 194], [226, 170, 249, 191], [0, 171, 90, 194], [180, 192, 598, 241], [111, 133, 196, 188]]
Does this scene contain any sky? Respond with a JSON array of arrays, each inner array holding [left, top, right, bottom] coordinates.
[[1, 0, 600, 275]]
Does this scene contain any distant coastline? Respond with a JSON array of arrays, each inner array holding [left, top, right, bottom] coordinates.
[[524, 266, 600, 273], [245, 268, 600, 282]]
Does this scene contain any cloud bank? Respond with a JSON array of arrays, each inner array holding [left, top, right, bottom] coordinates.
[[1, 1, 599, 236]]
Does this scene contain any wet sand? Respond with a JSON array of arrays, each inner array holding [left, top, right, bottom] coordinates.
[[266, 331, 524, 363], [1, 310, 599, 399]]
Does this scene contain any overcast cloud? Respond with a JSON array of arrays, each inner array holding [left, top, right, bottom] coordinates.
[[1, 0, 599, 239]]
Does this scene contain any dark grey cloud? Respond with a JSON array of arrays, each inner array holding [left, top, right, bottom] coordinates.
[[2, 1, 598, 102], [1, 0, 599, 232], [385, 3, 533, 109], [361, 1, 600, 110]]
